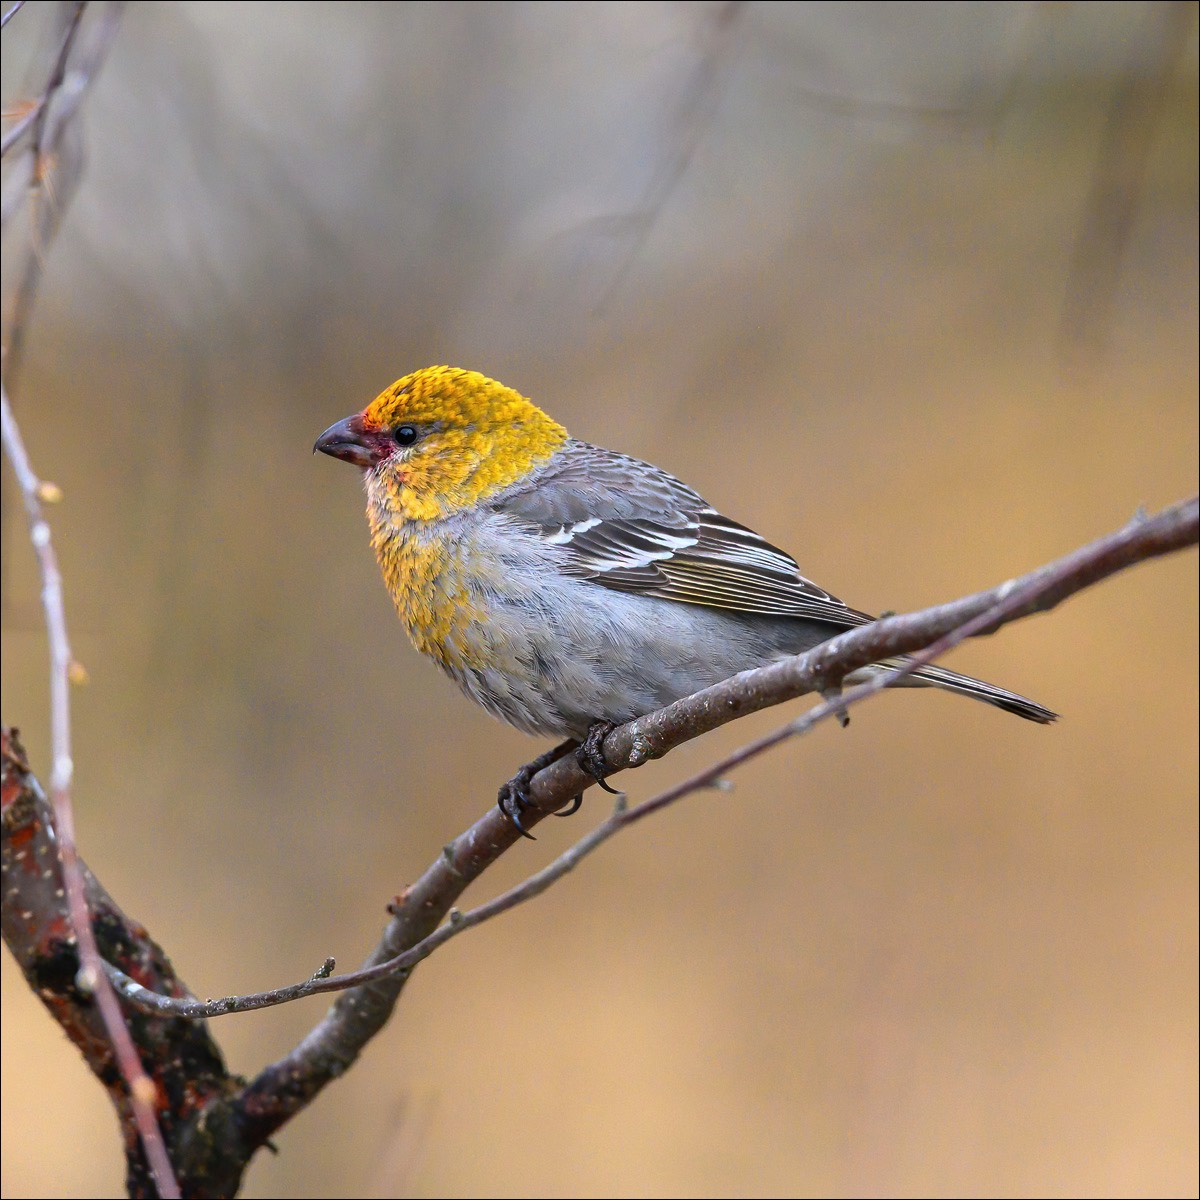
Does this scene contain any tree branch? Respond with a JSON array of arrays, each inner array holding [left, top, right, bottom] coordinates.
[[1, 5, 177, 1195], [95, 495, 1199, 1147], [1, 728, 245, 1198], [7, 490, 1195, 1183]]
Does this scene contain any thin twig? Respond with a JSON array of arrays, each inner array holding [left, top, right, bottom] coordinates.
[[3, 2, 124, 390], [1059, 1, 1196, 357], [586, 1, 743, 312], [1, 99, 42, 158], [1, 4, 174, 1192], [1, 0, 27, 30], [27, 1, 87, 182], [0, 388, 182, 1199]]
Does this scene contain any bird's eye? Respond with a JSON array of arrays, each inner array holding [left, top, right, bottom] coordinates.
[[394, 425, 419, 447]]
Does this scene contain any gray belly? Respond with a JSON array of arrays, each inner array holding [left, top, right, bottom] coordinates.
[[442, 573, 841, 740]]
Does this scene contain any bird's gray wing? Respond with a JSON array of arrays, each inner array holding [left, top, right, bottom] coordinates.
[[494, 440, 873, 627]]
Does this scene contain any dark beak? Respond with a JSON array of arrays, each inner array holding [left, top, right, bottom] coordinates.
[[313, 413, 381, 469]]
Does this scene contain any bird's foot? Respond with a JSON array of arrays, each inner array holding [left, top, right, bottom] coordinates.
[[496, 764, 540, 840], [576, 720, 620, 794], [497, 739, 580, 838]]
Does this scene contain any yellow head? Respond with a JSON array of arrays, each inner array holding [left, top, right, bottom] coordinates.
[[314, 366, 568, 520]]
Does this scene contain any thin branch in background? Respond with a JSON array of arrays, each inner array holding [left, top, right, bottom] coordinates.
[[3, 3, 88, 386], [0, 389, 180, 1200], [26, 0, 86, 178], [0, 5, 179, 1197], [1059, 0, 1196, 360], [2, 1, 124, 388], [554, 1, 743, 313], [1, 1, 28, 31], [1, 1, 122, 616], [1, 97, 43, 158]]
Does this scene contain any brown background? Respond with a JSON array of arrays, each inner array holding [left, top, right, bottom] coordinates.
[[2, 3, 1197, 1197]]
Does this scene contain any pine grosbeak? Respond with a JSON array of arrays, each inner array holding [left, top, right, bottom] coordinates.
[[316, 366, 1054, 834]]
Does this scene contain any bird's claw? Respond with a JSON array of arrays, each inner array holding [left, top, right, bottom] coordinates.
[[497, 738, 581, 838], [497, 772, 538, 839], [497, 730, 612, 835], [577, 720, 620, 794]]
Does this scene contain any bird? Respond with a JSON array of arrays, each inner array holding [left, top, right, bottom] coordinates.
[[315, 366, 1055, 835]]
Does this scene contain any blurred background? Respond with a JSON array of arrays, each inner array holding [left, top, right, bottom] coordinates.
[[1, 2, 1196, 1196]]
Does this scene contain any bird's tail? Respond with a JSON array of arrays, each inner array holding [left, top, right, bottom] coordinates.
[[870, 659, 1058, 724]]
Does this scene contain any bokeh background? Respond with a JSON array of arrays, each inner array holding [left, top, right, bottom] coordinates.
[[2, 3, 1197, 1197]]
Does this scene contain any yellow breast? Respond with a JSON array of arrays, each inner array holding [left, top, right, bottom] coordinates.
[[369, 515, 501, 671]]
